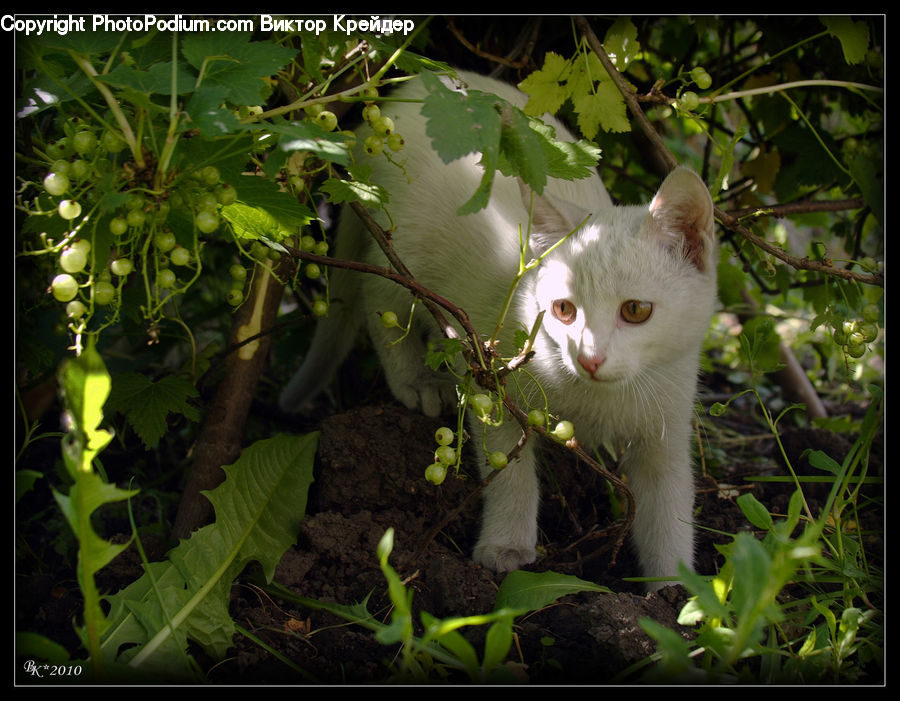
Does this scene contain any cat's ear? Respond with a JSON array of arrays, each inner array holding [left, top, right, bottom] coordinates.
[[519, 180, 591, 255], [647, 168, 716, 272]]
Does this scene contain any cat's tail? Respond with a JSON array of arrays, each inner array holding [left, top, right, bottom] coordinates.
[[278, 213, 365, 414]]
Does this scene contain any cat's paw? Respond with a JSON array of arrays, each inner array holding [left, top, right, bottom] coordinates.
[[472, 540, 537, 573]]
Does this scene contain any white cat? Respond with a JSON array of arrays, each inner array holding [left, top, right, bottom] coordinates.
[[279, 71, 718, 591]]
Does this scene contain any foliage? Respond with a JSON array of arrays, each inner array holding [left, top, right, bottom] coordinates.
[[267, 528, 610, 683], [16, 14, 882, 683]]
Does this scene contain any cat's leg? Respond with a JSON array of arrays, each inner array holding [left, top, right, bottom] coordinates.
[[620, 430, 696, 591], [471, 417, 540, 572], [365, 305, 457, 418]]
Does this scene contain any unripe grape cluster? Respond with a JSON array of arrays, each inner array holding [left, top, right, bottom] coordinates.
[[36, 117, 247, 322], [358, 85, 406, 157], [832, 305, 881, 359], [425, 425, 458, 485]]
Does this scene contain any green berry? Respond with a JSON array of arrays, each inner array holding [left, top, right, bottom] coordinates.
[[363, 135, 384, 156], [470, 393, 493, 417], [195, 210, 219, 233], [315, 110, 338, 132], [227, 288, 244, 306], [425, 462, 447, 486], [360, 85, 379, 100], [199, 166, 220, 186], [846, 342, 866, 358], [362, 104, 381, 123], [70, 238, 91, 255], [109, 217, 128, 236], [488, 451, 508, 470], [312, 299, 329, 317], [215, 183, 237, 205], [72, 130, 97, 155], [154, 230, 176, 252], [170, 246, 191, 266], [229, 264, 247, 281], [125, 209, 145, 228], [301, 235, 317, 251], [371, 116, 395, 136], [552, 420, 575, 441], [862, 304, 880, 323], [59, 246, 88, 274], [66, 299, 87, 319], [314, 240, 329, 256], [303, 103, 324, 117], [50, 159, 71, 176], [304, 262, 322, 279], [690, 66, 712, 89], [195, 192, 218, 212], [678, 91, 700, 111], [857, 321, 877, 343], [51, 273, 79, 302], [386, 133, 405, 151], [43, 172, 70, 196], [435, 426, 454, 446], [435, 445, 456, 465], [110, 258, 133, 276], [380, 310, 399, 328], [157, 268, 176, 289], [57, 199, 82, 220], [93, 280, 115, 306], [527, 409, 546, 427], [70, 159, 90, 181]]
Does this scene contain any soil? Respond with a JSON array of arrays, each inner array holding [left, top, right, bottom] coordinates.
[[16, 390, 882, 686]]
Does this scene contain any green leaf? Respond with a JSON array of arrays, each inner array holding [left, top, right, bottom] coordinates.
[[737, 492, 774, 531], [222, 174, 316, 237], [604, 17, 641, 70], [807, 450, 842, 475], [100, 62, 195, 96], [518, 52, 573, 116], [848, 152, 883, 225], [529, 121, 601, 181], [493, 570, 610, 613], [729, 532, 774, 622], [497, 107, 548, 194], [270, 120, 352, 166], [102, 433, 318, 674], [821, 16, 870, 65], [105, 373, 200, 450], [181, 33, 297, 105], [319, 177, 390, 207], [421, 71, 502, 164], [482, 617, 515, 673], [184, 86, 242, 138]]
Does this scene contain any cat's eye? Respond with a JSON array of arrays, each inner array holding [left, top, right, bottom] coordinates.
[[620, 299, 653, 324], [551, 299, 577, 325]]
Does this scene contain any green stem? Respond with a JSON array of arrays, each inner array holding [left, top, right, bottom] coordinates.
[[69, 51, 144, 168], [706, 79, 883, 104]]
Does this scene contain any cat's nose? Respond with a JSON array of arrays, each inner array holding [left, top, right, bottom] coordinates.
[[577, 353, 605, 376]]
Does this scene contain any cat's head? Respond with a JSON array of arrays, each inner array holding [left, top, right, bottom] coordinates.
[[524, 168, 718, 389]]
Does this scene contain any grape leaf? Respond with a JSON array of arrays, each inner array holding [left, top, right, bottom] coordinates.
[[319, 177, 390, 207], [106, 373, 200, 450], [821, 16, 869, 65], [181, 33, 297, 105], [421, 71, 502, 164], [518, 52, 573, 116]]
